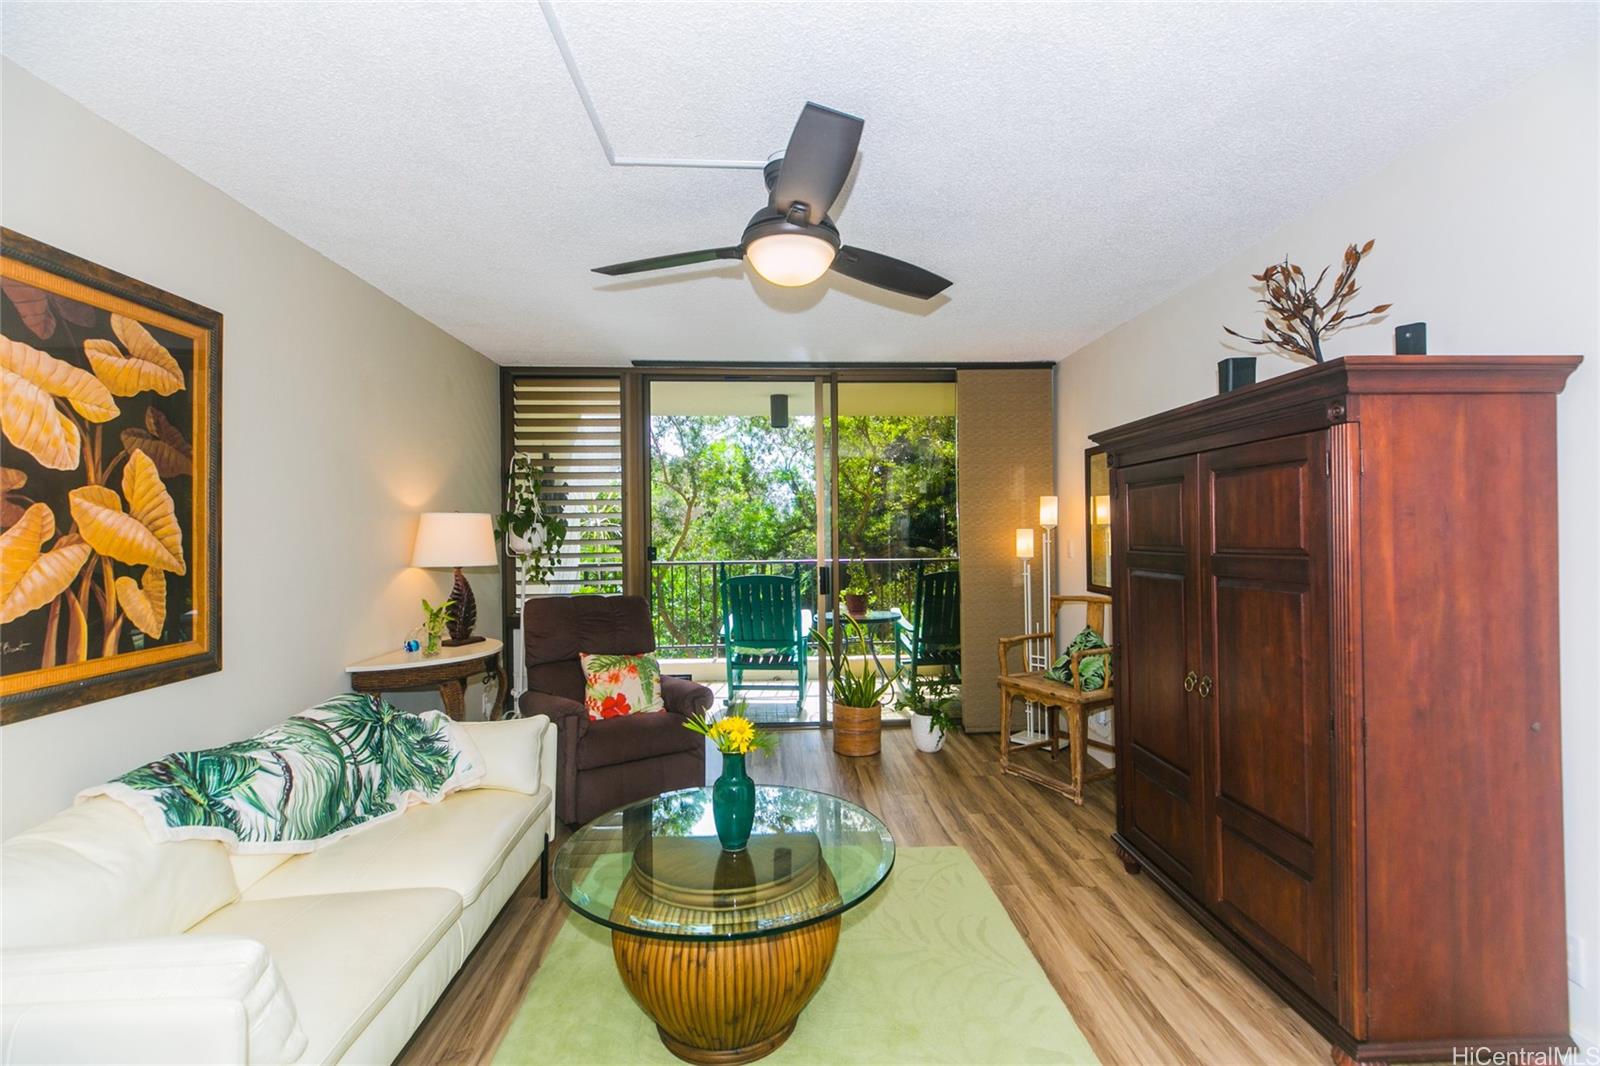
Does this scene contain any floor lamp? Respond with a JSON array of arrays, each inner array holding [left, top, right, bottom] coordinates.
[[1039, 496, 1060, 749], [1012, 528, 1047, 747]]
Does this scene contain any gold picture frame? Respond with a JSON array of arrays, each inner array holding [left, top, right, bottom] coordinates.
[[1, 229, 222, 724]]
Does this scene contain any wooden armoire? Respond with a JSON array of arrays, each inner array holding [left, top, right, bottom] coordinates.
[[1090, 356, 1581, 1064]]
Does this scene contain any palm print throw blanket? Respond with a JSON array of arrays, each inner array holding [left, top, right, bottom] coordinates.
[[80, 693, 483, 853]]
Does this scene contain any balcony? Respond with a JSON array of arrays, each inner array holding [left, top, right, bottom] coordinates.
[[648, 556, 957, 720]]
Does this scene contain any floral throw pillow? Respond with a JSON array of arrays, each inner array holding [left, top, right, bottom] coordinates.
[[579, 653, 665, 721]]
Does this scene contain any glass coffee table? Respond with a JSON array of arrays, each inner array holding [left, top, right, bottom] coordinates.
[[553, 785, 895, 1064]]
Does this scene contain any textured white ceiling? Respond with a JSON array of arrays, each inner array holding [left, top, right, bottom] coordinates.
[[1, 1, 1592, 366]]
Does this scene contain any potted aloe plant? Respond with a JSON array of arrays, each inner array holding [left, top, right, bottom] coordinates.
[[815, 619, 893, 757]]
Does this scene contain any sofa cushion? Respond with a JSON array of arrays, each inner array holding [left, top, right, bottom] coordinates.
[[577, 709, 702, 770], [241, 787, 548, 907], [230, 852, 293, 893], [2, 796, 237, 950], [189, 888, 459, 1065], [0, 934, 307, 1064], [459, 717, 547, 794]]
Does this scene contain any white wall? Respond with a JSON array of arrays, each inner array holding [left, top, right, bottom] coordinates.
[[0, 62, 503, 836], [1053, 45, 1600, 1044]]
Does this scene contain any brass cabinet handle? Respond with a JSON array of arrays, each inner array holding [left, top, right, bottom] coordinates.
[[1183, 671, 1197, 692], [1198, 675, 1214, 698]]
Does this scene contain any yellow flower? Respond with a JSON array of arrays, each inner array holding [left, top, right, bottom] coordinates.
[[683, 707, 772, 757], [710, 715, 757, 754]]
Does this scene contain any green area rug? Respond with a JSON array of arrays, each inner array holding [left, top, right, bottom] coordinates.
[[493, 846, 1098, 1065]]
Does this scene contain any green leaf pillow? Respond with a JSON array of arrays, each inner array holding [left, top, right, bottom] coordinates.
[[1043, 626, 1111, 691]]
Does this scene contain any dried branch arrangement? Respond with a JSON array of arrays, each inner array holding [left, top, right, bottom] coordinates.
[[1225, 240, 1392, 363]]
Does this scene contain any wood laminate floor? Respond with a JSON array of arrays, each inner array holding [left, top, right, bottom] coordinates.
[[396, 728, 1331, 1066]]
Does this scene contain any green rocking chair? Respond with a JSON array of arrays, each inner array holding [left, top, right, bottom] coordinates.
[[718, 567, 812, 711], [895, 567, 961, 700]]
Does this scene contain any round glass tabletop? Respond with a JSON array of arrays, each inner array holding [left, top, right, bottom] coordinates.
[[553, 785, 895, 942]]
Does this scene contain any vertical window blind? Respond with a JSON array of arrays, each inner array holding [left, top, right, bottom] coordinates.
[[507, 375, 624, 599]]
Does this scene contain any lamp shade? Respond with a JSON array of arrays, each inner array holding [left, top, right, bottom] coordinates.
[[411, 512, 497, 568], [1015, 528, 1035, 559], [1039, 495, 1058, 529]]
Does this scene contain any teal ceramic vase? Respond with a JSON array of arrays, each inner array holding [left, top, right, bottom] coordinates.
[[712, 752, 755, 851]]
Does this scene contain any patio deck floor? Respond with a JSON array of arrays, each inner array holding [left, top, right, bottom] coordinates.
[[702, 680, 826, 724]]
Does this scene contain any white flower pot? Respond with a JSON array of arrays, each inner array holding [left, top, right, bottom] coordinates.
[[909, 713, 945, 753], [506, 532, 533, 556]]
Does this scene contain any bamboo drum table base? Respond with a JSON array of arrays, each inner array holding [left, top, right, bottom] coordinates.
[[609, 852, 843, 1065]]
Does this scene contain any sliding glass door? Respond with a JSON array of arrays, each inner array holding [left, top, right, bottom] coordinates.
[[646, 378, 824, 723], [644, 372, 957, 728], [824, 381, 959, 720]]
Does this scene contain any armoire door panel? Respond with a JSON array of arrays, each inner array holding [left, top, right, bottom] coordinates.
[[1124, 570, 1191, 769], [1213, 580, 1313, 838], [1125, 478, 1185, 551], [1200, 432, 1335, 1008], [1217, 828, 1318, 984], [1211, 461, 1308, 551], [1128, 758, 1202, 877], [1114, 455, 1204, 892]]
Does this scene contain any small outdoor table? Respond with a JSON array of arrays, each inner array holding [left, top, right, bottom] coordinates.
[[821, 607, 903, 682]]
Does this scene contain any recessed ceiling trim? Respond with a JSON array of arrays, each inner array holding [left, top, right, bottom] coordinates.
[[540, 0, 767, 171]]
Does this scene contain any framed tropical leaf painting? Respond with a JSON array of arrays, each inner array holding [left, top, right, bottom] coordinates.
[[1, 229, 221, 723]]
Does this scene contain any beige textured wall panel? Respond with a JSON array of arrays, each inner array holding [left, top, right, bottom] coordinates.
[[957, 368, 1054, 733]]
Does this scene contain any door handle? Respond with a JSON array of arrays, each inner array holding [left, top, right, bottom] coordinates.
[[1198, 675, 1213, 698], [1183, 671, 1197, 693]]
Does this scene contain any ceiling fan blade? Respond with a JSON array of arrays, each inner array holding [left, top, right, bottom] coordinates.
[[770, 102, 863, 225], [831, 246, 952, 300], [593, 247, 743, 277]]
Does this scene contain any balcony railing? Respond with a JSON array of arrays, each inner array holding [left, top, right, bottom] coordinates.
[[649, 556, 958, 658]]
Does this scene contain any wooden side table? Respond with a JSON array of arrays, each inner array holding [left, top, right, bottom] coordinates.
[[347, 637, 508, 721]]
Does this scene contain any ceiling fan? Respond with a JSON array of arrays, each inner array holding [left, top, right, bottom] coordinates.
[[592, 103, 952, 300]]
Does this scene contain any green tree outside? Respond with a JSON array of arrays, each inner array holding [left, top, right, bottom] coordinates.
[[648, 414, 957, 653]]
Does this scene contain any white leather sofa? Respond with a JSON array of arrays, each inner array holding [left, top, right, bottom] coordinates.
[[0, 714, 557, 1065]]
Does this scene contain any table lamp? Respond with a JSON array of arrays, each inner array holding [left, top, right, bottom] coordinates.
[[412, 512, 497, 645]]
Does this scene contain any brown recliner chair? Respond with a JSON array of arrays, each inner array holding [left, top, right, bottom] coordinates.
[[518, 595, 712, 827]]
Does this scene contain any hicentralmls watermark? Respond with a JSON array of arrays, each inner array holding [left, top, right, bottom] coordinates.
[[1451, 1048, 1600, 1066]]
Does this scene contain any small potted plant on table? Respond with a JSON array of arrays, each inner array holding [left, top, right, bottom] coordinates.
[[816, 619, 893, 757], [419, 598, 454, 658]]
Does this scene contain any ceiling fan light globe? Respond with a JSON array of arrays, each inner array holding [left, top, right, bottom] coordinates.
[[745, 233, 837, 287]]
